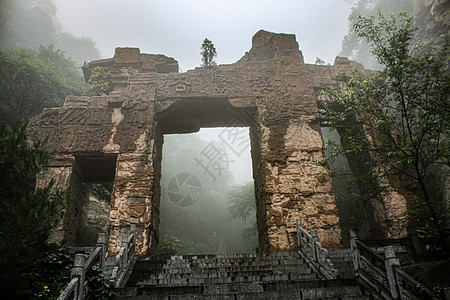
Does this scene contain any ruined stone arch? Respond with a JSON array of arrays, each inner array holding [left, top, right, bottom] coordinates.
[[31, 30, 408, 255]]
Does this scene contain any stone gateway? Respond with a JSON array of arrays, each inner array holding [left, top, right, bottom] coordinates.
[[31, 30, 408, 256]]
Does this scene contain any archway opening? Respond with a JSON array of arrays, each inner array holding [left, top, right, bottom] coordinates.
[[68, 153, 117, 246], [159, 127, 257, 254]]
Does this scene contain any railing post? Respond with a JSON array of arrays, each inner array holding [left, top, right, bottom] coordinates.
[[121, 234, 129, 251], [296, 219, 303, 249], [311, 229, 319, 262], [70, 254, 86, 300], [130, 224, 136, 259], [350, 228, 360, 271], [384, 246, 400, 300], [97, 232, 107, 272], [121, 234, 128, 268], [130, 224, 136, 248], [445, 287, 450, 300], [406, 226, 424, 260]]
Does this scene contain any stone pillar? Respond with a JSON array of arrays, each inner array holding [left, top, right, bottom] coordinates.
[[96, 233, 107, 272], [71, 254, 86, 300], [296, 219, 303, 248], [311, 229, 320, 261], [349, 228, 360, 271], [384, 246, 400, 299], [108, 153, 152, 256], [255, 31, 341, 251], [107, 82, 156, 256]]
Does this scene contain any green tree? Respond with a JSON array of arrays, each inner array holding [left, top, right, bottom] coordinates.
[[85, 66, 112, 96], [227, 182, 257, 239], [200, 38, 217, 67], [37, 44, 87, 94], [0, 45, 86, 125], [0, 120, 69, 298], [315, 57, 326, 65], [320, 12, 449, 246]]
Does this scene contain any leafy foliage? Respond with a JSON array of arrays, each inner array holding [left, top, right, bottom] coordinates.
[[315, 57, 326, 65], [157, 235, 183, 255], [0, 45, 86, 125], [0, 120, 70, 298], [227, 182, 257, 239], [320, 11, 449, 245], [85, 66, 112, 96], [86, 265, 116, 300], [200, 38, 217, 67], [30, 242, 72, 299], [228, 182, 256, 222]]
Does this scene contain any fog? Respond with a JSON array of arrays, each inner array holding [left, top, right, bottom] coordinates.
[[55, 0, 352, 71], [160, 129, 257, 253]]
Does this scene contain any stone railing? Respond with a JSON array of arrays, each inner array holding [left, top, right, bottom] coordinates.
[[57, 225, 136, 299], [109, 224, 136, 288], [296, 219, 338, 279], [57, 233, 107, 300], [350, 229, 437, 300], [359, 226, 430, 263]]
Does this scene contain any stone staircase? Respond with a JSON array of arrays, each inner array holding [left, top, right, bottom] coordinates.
[[327, 249, 354, 279], [59, 224, 441, 300], [113, 251, 368, 299]]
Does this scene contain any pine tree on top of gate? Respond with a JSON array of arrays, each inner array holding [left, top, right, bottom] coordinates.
[[201, 38, 217, 67]]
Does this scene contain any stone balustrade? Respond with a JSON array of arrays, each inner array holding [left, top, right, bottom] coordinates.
[[296, 219, 338, 279], [57, 225, 136, 300]]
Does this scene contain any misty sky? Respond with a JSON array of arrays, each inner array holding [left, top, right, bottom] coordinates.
[[57, 0, 352, 71]]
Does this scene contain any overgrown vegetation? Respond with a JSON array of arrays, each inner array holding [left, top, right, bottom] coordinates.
[[227, 182, 257, 239], [200, 38, 217, 67], [86, 265, 116, 300], [24, 242, 73, 299], [85, 66, 112, 96], [0, 121, 115, 299], [320, 11, 449, 247], [0, 45, 86, 125], [0, 121, 69, 298]]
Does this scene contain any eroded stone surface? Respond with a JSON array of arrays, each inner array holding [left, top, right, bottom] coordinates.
[[31, 30, 411, 255]]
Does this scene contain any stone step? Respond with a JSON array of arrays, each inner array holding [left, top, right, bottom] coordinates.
[[135, 264, 312, 275], [114, 252, 366, 299], [136, 261, 309, 271], [127, 252, 315, 287], [134, 273, 318, 287], [327, 249, 354, 279], [143, 266, 315, 276], [113, 279, 366, 299]]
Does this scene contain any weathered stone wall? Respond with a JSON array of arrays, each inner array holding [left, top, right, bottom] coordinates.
[[30, 49, 178, 255], [31, 30, 416, 254]]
